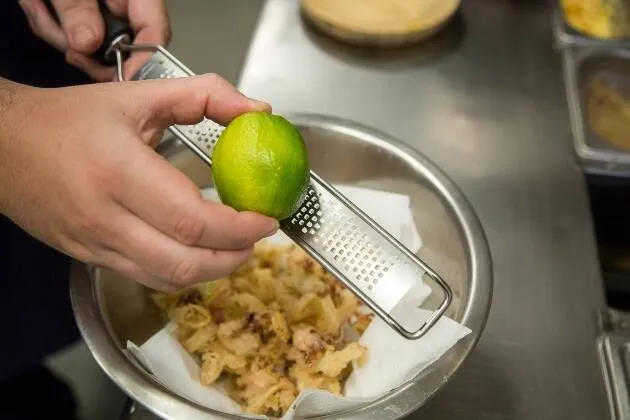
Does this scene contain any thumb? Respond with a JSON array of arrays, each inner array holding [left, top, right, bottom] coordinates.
[[131, 73, 271, 128]]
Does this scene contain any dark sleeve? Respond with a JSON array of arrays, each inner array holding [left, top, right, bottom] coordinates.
[[0, 0, 94, 380], [0, 0, 93, 87], [0, 215, 80, 381]]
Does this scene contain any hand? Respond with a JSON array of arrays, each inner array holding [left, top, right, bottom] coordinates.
[[18, 0, 171, 81], [0, 74, 278, 292]]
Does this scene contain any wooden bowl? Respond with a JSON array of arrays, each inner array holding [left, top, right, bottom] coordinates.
[[300, 0, 461, 48]]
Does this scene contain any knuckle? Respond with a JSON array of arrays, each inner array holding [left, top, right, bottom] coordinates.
[[92, 160, 124, 192], [56, 0, 93, 14], [170, 256, 202, 286], [174, 213, 205, 245], [66, 242, 97, 265], [202, 73, 224, 86], [75, 213, 104, 238], [57, 233, 106, 267]]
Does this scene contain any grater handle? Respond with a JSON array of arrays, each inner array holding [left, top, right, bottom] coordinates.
[[94, 1, 134, 65], [43, 0, 134, 66]]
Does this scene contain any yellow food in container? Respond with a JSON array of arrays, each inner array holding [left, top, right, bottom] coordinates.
[[562, 0, 616, 38], [587, 77, 630, 151]]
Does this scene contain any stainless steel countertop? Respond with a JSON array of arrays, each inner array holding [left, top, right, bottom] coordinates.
[[237, 0, 611, 418]]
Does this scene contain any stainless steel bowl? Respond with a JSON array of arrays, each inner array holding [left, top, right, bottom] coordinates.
[[70, 113, 493, 420]]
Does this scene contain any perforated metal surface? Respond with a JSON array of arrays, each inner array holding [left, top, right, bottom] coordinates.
[[133, 50, 224, 163], [127, 45, 451, 338], [282, 182, 416, 312]]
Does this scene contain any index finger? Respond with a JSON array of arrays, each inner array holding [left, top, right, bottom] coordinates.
[[131, 74, 271, 128], [112, 140, 279, 251]]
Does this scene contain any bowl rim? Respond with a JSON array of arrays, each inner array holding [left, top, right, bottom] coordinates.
[[70, 112, 493, 420]]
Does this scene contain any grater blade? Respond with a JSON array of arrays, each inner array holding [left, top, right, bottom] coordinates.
[[120, 44, 452, 339]]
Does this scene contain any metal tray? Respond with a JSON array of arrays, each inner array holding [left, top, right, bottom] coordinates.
[[552, 0, 630, 49], [598, 308, 630, 420], [562, 46, 630, 176]]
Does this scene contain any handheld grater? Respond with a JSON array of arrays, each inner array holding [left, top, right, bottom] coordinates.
[[56, 1, 453, 340]]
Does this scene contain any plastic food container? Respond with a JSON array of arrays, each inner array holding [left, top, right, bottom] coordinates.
[[562, 47, 630, 175], [553, 0, 630, 48]]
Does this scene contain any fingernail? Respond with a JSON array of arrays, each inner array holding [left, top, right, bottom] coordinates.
[[18, 1, 32, 19], [264, 220, 280, 238], [251, 98, 272, 112], [72, 25, 96, 50]]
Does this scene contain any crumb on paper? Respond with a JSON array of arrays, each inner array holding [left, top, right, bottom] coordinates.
[[151, 242, 373, 417]]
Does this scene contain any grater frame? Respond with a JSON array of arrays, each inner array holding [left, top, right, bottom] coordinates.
[[114, 42, 453, 340]]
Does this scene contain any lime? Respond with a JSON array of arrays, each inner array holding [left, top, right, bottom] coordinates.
[[211, 112, 310, 220]]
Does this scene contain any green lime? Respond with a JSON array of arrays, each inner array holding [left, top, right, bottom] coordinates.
[[211, 112, 310, 220]]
